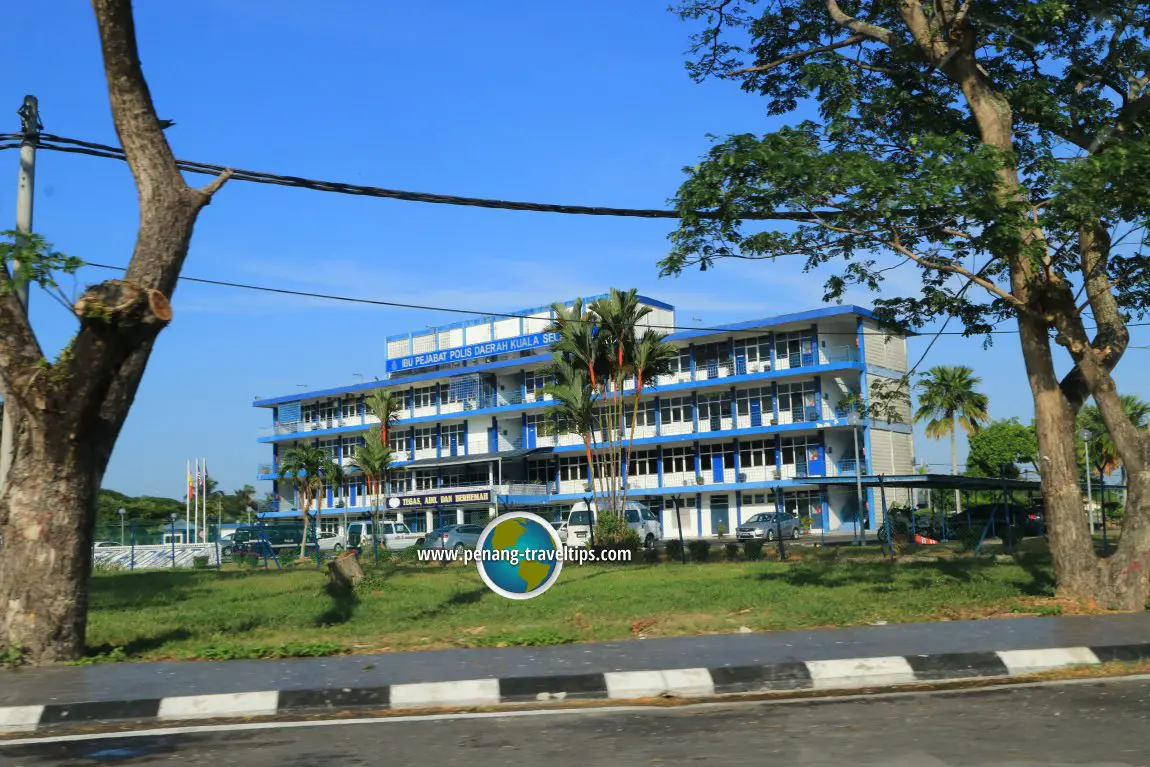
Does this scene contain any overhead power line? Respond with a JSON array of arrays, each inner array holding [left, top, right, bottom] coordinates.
[[78, 260, 1150, 341], [0, 132, 901, 221]]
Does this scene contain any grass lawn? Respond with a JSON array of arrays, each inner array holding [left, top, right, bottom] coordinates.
[[79, 544, 1090, 663]]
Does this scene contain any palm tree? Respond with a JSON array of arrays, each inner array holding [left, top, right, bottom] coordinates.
[[364, 389, 405, 448], [278, 444, 340, 558], [590, 289, 653, 513], [914, 365, 990, 517], [233, 485, 256, 523], [541, 362, 600, 502], [350, 426, 389, 562], [1077, 394, 1150, 495]]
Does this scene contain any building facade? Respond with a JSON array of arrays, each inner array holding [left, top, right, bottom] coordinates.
[[253, 297, 914, 536]]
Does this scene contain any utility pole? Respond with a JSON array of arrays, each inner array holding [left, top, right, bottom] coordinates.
[[0, 96, 41, 494]]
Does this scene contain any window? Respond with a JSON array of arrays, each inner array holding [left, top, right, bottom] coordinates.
[[697, 393, 730, 423], [631, 400, 656, 428], [666, 349, 691, 376], [663, 446, 694, 474], [319, 402, 338, 422], [559, 455, 588, 482], [784, 490, 821, 519], [736, 387, 773, 419], [524, 371, 547, 399], [526, 460, 552, 485], [442, 424, 465, 447], [526, 412, 550, 430], [699, 443, 734, 471], [781, 436, 816, 473], [660, 396, 692, 426], [738, 439, 773, 468], [414, 428, 435, 451], [628, 449, 657, 477], [413, 470, 436, 490], [734, 335, 771, 367], [341, 401, 357, 420], [778, 381, 817, 422], [413, 386, 435, 409], [389, 429, 410, 453]]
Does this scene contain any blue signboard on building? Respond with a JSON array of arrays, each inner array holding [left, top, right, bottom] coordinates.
[[386, 331, 560, 374]]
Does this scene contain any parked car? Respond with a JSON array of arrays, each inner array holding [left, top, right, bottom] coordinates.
[[316, 531, 344, 552], [423, 524, 484, 551], [946, 502, 1039, 538], [736, 512, 803, 541], [345, 521, 421, 551], [562, 500, 662, 548], [229, 523, 313, 557], [93, 540, 120, 548]]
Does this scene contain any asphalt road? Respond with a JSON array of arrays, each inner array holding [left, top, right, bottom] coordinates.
[[4, 678, 1150, 766]]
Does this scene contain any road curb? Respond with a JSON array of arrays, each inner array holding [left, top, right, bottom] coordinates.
[[4, 642, 1149, 733]]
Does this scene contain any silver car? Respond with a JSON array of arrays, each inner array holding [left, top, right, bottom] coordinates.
[[423, 524, 484, 551], [736, 512, 803, 541]]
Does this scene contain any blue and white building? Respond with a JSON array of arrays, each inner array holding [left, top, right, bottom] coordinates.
[[253, 296, 914, 537]]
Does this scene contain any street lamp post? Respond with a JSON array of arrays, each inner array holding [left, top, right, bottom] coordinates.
[[169, 513, 178, 569], [1081, 429, 1094, 533], [117, 507, 126, 546], [848, 411, 865, 546]]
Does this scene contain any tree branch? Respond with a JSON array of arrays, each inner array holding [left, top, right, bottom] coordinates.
[[824, 0, 895, 46], [727, 34, 865, 76], [802, 208, 1026, 308]]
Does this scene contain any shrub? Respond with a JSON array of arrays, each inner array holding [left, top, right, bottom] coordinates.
[[688, 540, 711, 562], [743, 540, 764, 561], [665, 539, 684, 561], [724, 542, 740, 561], [641, 548, 661, 565], [192, 556, 210, 570]]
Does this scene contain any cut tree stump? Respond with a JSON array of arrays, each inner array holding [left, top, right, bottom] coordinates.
[[328, 551, 365, 590]]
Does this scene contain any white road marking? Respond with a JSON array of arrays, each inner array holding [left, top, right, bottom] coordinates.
[[0, 706, 44, 733], [389, 679, 500, 708], [3, 674, 1149, 748], [996, 647, 1101, 674], [806, 656, 917, 689], [604, 668, 715, 698], [157, 692, 280, 720]]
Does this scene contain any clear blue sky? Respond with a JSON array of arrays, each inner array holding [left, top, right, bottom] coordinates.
[[4, 1, 1146, 498]]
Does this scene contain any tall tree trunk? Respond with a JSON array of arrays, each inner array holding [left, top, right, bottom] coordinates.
[[0, 0, 231, 663], [0, 418, 101, 662], [950, 414, 961, 516]]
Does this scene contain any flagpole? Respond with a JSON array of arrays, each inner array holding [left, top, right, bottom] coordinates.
[[201, 457, 207, 542], [186, 459, 191, 543]]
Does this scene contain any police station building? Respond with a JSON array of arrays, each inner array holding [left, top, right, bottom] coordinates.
[[253, 295, 914, 537]]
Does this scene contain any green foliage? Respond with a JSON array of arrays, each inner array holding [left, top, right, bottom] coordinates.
[[0, 230, 83, 293], [915, 367, 991, 440], [665, 2, 1150, 347], [0, 645, 25, 668], [1076, 395, 1150, 478], [641, 548, 662, 564], [743, 540, 765, 561], [96, 489, 184, 525], [724, 542, 740, 561], [665, 539, 685, 561], [82, 553, 1102, 661], [966, 418, 1039, 479], [543, 289, 678, 515], [688, 540, 712, 562]]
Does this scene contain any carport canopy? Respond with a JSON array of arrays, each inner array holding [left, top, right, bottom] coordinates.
[[816, 473, 1042, 492]]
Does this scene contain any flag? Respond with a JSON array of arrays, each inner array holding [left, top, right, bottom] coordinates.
[[187, 464, 194, 500]]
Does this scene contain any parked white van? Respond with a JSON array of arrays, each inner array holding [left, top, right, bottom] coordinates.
[[345, 521, 421, 550], [562, 500, 662, 549]]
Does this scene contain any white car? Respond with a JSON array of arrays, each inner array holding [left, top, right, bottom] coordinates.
[[562, 501, 663, 549], [345, 521, 421, 551], [317, 531, 344, 552]]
